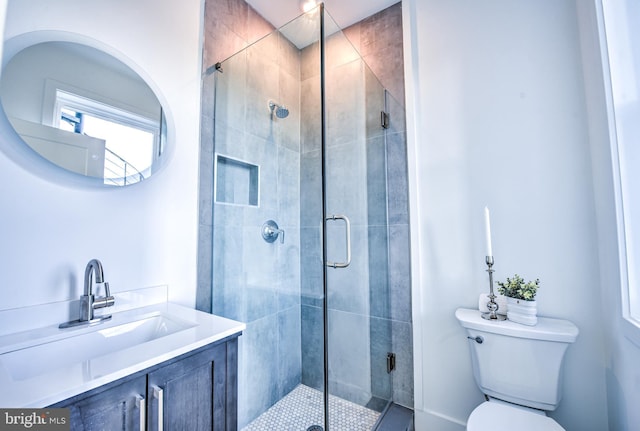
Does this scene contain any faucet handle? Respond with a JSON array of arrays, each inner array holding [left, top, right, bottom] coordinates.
[[93, 296, 115, 309], [262, 220, 285, 244], [93, 282, 115, 309]]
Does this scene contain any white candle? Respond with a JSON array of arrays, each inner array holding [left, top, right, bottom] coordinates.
[[484, 206, 493, 257]]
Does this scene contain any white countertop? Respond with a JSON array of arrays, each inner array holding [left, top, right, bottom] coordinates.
[[0, 302, 245, 407]]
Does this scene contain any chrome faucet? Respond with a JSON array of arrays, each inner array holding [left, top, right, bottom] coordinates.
[[60, 259, 115, 328], [81, 259, 115, 320]]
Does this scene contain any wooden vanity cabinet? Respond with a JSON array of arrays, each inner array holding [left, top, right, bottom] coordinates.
[[55, 375, 147, 431], [50, 336, 239, 431]]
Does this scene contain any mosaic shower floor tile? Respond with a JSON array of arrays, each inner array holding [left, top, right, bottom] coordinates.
[[242, 384, 380, 431]]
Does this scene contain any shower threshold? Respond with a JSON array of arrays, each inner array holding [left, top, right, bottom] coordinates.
[[241, 384, 380, 431]]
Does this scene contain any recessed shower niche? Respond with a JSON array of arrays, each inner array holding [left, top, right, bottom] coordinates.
[[214, 154, 259, 207]]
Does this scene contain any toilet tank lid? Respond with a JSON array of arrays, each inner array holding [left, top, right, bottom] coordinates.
[[455, 308, 579, 343]]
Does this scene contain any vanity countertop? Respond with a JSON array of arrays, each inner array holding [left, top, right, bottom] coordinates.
[[0, 302, 245, 407]]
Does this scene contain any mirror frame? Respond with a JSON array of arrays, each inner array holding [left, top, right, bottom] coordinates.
[[0, 30, 174, 188]]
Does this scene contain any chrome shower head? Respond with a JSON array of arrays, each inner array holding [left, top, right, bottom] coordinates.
[[276, 105, 289, 119], [268, 100, 290, 119]]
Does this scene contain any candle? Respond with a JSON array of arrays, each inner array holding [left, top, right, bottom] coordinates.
[[484, 206, 493, 257]]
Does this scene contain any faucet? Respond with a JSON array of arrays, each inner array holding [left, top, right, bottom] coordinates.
[[80, 259, 115, 321], [60, 259, 115, 328]]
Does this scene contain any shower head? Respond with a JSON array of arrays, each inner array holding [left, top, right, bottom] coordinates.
[[268, 100, 290, 119]]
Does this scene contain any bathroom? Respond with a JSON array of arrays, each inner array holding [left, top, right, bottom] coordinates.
[[0, 0, 638, 430]]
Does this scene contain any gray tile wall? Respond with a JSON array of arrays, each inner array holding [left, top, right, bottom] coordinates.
[[199, 1, 413, 427], [298, 9, 413, 409], [329, 31, 379, 406], [198, 0, 274, 313], [214, 31, 302, 427], [214, 32, 303, 428], [299, 37, 325, 394], [386, 91, 413, 409], [344, 4, 414, 408]]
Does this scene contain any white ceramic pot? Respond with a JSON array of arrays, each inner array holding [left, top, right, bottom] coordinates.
[[506, 297, 537, 326]]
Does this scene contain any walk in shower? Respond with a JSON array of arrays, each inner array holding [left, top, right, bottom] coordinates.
[[208, 4, 410, 430]]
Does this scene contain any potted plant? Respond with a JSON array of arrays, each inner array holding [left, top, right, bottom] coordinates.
[[496, 274, 540, 326]]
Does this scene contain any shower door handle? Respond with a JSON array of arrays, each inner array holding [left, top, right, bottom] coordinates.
[[326, 214, 351, 268]]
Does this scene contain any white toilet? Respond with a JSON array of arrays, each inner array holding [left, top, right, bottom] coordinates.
[[455, 308, 579, 431]]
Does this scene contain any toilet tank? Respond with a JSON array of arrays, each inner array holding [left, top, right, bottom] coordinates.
[[455, 308, 579, 411]]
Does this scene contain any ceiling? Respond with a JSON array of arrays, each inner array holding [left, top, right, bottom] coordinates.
[[245, 0, 400, 29]]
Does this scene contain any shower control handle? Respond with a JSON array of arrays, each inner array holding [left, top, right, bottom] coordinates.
[[262, 220, 284, 244]]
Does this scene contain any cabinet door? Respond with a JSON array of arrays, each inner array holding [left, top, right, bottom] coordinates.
[[147, 344, 227, 431], [57, 376, 146, 431]]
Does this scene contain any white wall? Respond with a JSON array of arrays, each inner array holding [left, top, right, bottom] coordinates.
[[403, 0, 609, 429], [0, 0, 202, 310]]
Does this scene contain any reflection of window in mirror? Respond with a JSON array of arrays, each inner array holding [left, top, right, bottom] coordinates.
[[54, 90, 159, 186]]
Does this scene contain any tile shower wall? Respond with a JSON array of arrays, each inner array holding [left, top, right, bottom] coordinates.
[[299, 31, 388, 408], [198, 0, 274, 313], [212, 29, 303, 428], [198, 1, 413, 426], [298, 5, 413, 408], [343, 3, 413, 409]]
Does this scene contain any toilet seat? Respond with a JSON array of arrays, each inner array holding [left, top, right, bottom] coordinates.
[[467, 401, 565, 431]]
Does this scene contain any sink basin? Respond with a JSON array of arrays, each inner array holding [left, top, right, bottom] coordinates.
[[0, 298, 246, 408], [0, 312, 195, 381]]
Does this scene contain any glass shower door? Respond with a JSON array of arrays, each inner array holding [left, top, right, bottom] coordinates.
[[321, 7, 394, 430], [211, 5, 396, 430]]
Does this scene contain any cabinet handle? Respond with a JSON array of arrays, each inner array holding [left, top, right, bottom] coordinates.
[[152, 385, 164, 431], [136, 395, 146, 431]]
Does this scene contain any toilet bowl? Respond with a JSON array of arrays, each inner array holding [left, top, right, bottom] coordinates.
[[467, 399, 565, 431]]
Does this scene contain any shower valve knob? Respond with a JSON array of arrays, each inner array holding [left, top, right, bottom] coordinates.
[[262, 220, 284, 243]]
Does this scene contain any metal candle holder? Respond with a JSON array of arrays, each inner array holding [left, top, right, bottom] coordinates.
[[482, 256, 506, 321]]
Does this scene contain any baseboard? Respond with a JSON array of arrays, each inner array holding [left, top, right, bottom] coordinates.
[[414, 409, 466, 431]]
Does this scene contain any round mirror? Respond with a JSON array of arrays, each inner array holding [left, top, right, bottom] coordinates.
[[0, 41, 167, 186]]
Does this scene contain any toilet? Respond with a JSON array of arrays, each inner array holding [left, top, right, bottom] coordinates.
[[455, 308, 579, 431]]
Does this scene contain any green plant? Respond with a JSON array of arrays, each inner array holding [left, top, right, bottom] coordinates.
[[496, 274, 540, 301]]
